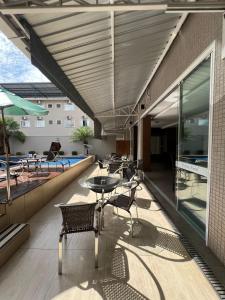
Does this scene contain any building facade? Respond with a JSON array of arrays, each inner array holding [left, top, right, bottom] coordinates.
[[6, 96, 93, 155]]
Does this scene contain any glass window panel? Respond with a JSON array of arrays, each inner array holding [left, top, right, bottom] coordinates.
[[21, 120, 30, 128], [64, 103, 75, 111], [36, 120, 45, 128], [176, 57, 211, 235]]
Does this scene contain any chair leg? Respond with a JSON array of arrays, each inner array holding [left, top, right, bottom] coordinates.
[[58, 234, 63, 275], [134, 201, 139, 221], [94, 231, 99, 268], [101, 207, 104, 229], [97, 209, 102, 235], [129, 212, 133, 237]]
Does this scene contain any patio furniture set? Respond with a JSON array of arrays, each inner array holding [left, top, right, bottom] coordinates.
[[0, 142, 70, 184], [56, 154, 143, 275]]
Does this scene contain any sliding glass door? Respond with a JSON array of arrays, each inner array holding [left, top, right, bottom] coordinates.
[[176, 57, 211, 235]]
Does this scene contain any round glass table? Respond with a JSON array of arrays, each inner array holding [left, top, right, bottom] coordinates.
[[85, 176, 120, 195], [84, 176, 120, 231]]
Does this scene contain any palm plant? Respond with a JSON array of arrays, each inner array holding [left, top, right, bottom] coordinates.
[[0, 117, 26, 153], [71, 126, 93, 144]]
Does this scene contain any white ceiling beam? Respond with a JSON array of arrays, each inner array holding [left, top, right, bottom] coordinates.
[[1, 2, 225, 14], [110, 0, 115, 116], [97, 114, 138, 117], [95, 103, 137, 117], [0, 4, 166, 13]]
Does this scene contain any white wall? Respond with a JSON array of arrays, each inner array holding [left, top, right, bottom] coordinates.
[[10, 135, 116, 159]]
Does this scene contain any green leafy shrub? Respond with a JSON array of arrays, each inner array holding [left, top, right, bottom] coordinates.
[[71, 126, 93, 144], [16, 152, 23, 156], [0, 117, 26, 143], [59, 151, 64, 155], [72, 151, 78, 155], [43, 151, 49, 155]]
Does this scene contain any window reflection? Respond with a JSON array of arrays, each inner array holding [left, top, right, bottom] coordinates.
[[176, 58, 211, 235]]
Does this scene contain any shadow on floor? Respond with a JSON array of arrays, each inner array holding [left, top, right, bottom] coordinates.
[[106, 211, 190, 263], [135, 198, 152, 209], [55, 246, 165, 300]]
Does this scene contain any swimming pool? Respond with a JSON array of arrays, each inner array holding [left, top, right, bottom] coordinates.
[[40, 157, 86, 167], [0, 156, 86, 169]]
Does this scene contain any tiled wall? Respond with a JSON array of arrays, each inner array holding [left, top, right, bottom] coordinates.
[[137, 13, 225, 265]]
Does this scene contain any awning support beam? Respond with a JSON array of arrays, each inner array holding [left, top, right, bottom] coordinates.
[[0, 1, 225, 13]]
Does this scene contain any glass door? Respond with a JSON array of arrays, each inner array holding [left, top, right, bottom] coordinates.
[[176, 57, 211, 236]]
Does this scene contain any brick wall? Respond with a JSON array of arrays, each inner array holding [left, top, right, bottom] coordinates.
[[137, 13, 225, 265]]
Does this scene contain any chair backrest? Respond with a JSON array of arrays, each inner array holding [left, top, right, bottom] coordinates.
[[125, 166, 136, 181], [108, 161, 122, 173], [57, 203, 97, 233], [98, 160, 104, 169], [128, 183, 138, 208], [46, 142, 61, 161], [111, 153, 121, 160], [137, 159, 143, 170]]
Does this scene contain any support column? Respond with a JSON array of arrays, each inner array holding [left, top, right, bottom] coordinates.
[[142, 115, 151, 171], [133, 125, 138, 161], [137, 119, 143, 161]]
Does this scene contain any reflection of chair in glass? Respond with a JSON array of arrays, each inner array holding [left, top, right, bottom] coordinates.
[[182, 150, 190, 155], [195, 150, 204, 155], [102, 182, 139, 236], [190, 173, 207, 198], [55, 202, 99, 274]]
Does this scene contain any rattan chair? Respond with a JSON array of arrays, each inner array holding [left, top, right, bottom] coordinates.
[[102, 182, 139, 237], [97, 160, 108, 174], [108, 161, 123, 174], [55, 202, 99, 274]]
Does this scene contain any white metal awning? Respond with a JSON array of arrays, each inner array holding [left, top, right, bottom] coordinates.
[[0, 1, 223, 132]]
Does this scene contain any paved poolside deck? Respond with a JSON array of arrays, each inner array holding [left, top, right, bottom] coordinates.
[[0, 164, 219, 300], [0, 168, 62, 203]]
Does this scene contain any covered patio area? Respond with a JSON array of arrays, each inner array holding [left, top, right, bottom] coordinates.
[[0, 163, 218, 300]]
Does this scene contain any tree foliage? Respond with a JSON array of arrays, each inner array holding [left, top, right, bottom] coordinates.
[[71, 126, 93, 144], [0, 117, 26, 143]]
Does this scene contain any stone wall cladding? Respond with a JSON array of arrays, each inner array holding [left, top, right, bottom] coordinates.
[[138, 13, 225, 265]]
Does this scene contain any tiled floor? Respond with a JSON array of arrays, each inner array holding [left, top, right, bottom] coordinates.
[[0, 164, 219, 300]]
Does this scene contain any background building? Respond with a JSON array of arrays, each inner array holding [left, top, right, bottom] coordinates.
[[1, 82, 96, 155]]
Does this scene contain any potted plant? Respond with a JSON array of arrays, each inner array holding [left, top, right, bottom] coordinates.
[[71, 126, 93, 155], [16, 152, 23, 156]]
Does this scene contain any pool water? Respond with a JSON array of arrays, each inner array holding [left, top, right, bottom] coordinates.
[[0, 156, 86, 168], [40, 157, 85, 166]]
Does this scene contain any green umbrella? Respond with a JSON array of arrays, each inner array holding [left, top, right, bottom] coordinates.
[[0, 87, 49, 203]]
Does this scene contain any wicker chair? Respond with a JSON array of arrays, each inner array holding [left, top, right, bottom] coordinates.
[[102, 182, 139, 237], [55, 202, 99, 274], [108, 161, 122, 174], [97, 160, 108, 174]]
